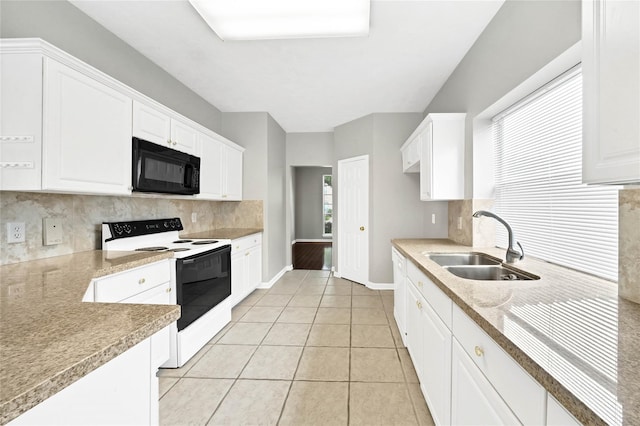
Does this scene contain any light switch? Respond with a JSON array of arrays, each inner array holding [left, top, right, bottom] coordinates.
[[43, 218, 63, 246]]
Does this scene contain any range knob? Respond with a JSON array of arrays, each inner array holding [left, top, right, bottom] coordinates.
[[169, 220, 176, 229], [123, 224, 132, 234], [113, 224, 123, 235], [163, 221, 170, 229]]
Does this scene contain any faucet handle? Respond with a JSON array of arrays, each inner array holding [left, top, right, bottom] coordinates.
[[516, 241, 524, 260]]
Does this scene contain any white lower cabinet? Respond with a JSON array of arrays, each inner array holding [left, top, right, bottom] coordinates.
[[395, 254, 572, 426], [230, 233, 262, 306], [405, 270, 452, 426], [392, 247, 407, 345], [547, 394, 581, 426], [451, 340, 521, 425], [9, 331, 167, 426]]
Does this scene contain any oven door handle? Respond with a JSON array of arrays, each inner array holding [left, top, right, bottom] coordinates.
[[181, 259, 196, 264]]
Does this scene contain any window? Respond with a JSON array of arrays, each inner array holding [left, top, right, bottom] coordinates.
[[492, 66, 618, 281], [323, 174, 333, 237]]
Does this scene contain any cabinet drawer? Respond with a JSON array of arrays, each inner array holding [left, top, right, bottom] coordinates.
[[94, 260, 171, 303], [231, 233, 262, 254], [452, 304, 545, 425], [407, 261, 451, 329]]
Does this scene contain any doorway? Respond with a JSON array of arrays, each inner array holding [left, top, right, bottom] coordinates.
[[291, 166, 333, 270]]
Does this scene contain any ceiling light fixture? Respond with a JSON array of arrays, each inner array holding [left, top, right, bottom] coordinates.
[[189, 0, 370, 41]]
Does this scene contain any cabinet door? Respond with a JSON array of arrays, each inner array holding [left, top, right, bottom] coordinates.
[[583, 0, 640, 184], [231, 252, 246, 307], [132, 100, 171, 146], [0, 53, 43, 191], [223, 145, 243, 200], [170, 118, 199, 155], [392, 249, 406, 343], [419, 123, 433, 200], [42, 58, 132, 195], [246, 244, 262, 292], [405, 281, 424, 378], [451, 341, 521, 426], [198, 133, 224, 199], [421, 301, 452, 426]]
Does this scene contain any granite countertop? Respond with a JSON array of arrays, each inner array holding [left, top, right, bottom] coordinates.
[[0, 250, 181, 424], [181, 227, 263, 240], [392, 239, 640, 426]]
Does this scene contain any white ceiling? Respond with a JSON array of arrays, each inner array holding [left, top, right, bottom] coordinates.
[[69, 0, 504, 133]]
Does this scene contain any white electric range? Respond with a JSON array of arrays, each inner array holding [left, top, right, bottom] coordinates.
[[102, 218, 232, 368]]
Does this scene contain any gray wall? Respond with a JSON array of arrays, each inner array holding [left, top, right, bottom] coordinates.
[[423, 0, 581, 197], [0, 0, 222, 132], [220, 112, 288, 282], [294, 167, 332, 240], [266, 115, 287, 281], [333, 113, 448, 284]]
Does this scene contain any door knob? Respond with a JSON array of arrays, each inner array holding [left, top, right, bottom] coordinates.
[[360, 226, 365, 231]]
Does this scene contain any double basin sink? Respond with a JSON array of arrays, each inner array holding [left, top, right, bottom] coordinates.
[[426, 252, 539, 281]]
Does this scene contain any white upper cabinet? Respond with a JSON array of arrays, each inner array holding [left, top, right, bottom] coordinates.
[[170, 118, 199, 155], [1, 39, 244, 198], [198, 132, 243, 201], [420, 113, 465, 200], [582, 0, 640, 184], [132, 100, 171, 146], [400, 131, 422, 173], [133, 101, 199, 156], [42, 58, 132, 195]]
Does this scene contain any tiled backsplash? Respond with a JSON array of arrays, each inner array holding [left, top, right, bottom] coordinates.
[[0, 192, 263, 265], [619, 188, 640, 304], [447, 199, 495, 247]]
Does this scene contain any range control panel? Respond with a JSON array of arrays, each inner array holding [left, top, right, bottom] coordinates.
[[104, 218, 184, 239]]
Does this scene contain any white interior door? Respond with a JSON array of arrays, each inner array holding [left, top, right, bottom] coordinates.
[[338, 155, 369, 285]]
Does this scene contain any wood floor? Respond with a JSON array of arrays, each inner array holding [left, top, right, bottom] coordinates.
[[292, 242, 332, 270]]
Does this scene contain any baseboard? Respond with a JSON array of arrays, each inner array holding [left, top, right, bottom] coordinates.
[[258, 265, 293, 289], [367, 282, 394, 291], [292, 239, 332, 243]]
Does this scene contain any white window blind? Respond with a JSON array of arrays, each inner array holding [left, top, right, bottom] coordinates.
[[492, 67, 618, 282]]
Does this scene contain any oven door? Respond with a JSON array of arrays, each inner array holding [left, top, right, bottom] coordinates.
[[132, 137, 200, 195], [175, 244, 231, 331]]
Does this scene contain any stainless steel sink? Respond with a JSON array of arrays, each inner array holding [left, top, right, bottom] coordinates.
[[444, 265, 539, 281], [427, 252, 501, 267]]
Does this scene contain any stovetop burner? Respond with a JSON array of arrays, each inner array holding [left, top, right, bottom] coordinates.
[[169, 248, 191, 252], [135, 246, 168, 252], [192, 240, 219, 245], [173, 240, 193, 244]]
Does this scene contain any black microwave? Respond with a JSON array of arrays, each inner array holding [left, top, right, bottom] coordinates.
[[132, 137, 200, 195]]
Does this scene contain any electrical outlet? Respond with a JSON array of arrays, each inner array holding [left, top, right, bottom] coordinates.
[[431, 214, 436, 224], [43, 218, 63, 245], [191, 212, 197, 223], [457, 216, 463, 230], [7, 222, 25, 243]]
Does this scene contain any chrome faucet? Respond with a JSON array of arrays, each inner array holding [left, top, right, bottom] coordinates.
[[472, 210, 524, 264]]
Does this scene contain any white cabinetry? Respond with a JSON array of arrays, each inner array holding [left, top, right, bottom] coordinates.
[[400, 132, 422, 173], [84, 260, 174, 375], [199, 132, 244, 201], [0, 51, 132, 195], [9, 329, 169, 426], [405, 262, 452, 425], [582, 0, 640, 184], [230, 233, 262, 306], [420, 113, 465, 200], [133, 100, 199, 155], [391, 247, 407, 345], [451, 340, 521, 425], [452, 304, 546, 425], [42, 58, 132, 195], [547, 394, 581, 426]]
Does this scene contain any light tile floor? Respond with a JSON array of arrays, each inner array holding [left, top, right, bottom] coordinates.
[[159, 270, 435, 426]]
